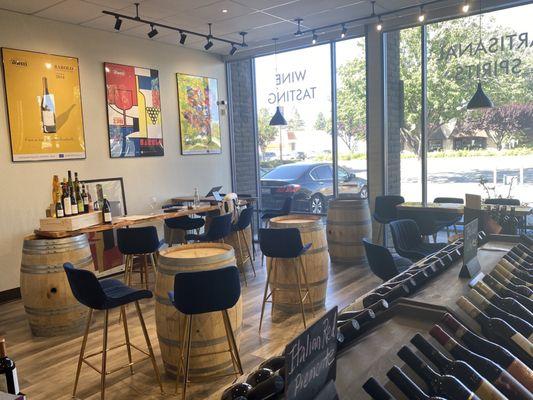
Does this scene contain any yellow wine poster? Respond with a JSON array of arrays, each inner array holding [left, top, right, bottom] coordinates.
[[2, 48, 85, 161]]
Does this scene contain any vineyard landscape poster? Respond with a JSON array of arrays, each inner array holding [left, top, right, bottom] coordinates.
[[104, 62, 164, 157], [177, 73, 221, 154], [1, 48, 86, 161]]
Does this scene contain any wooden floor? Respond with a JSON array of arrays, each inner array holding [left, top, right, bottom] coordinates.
[[0, 247, 380, 400]]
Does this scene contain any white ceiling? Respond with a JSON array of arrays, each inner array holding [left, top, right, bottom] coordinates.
[[0, 0, 466, 55]]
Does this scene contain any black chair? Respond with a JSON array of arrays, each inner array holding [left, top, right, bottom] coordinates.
[[373, 195, 405, 243], [231, 206, 256, 284], [117, 226, 160, 289], [397, 209, 451, 243], [389, 219, 447, 262], [168, 266, 243, 399], [261, 197, 292, 227], [258, 228, 314, 332], [485, 198, 521, 206], [185, 213, 232, 243], [165, 216, 205, 246], [434, 197, 464, 237], [362, 238, 412, 281], [63, 263, 162, 400]]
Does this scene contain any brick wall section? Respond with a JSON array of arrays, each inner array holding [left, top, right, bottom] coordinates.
[[228, 59, 258, 197]]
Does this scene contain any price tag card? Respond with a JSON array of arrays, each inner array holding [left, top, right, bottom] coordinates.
[[284, 307, 338, 400], [460, 218, 481, 278]]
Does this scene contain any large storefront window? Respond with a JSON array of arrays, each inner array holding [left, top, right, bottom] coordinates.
[[427, 4, 533, 203], [255, 44, 333, 214]]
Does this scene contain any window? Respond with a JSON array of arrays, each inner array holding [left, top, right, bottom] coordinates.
[[311, 165, 333, 181]]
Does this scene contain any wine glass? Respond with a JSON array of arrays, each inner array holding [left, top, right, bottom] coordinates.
[[149, 196, 158, 215]]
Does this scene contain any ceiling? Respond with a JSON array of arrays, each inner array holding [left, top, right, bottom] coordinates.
[[0, 0, 441, 55]]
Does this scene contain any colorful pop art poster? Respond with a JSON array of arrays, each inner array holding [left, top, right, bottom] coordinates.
[[104, 62, 164, 157], [1, 48, 86, 162], [177, 73, 221, 155]]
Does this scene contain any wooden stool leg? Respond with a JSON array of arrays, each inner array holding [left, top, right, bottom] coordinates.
[[73, 308, 93, 398], [121, 306, 134, 375], [150, 253, 158, 274], [182, 315, 193, 400], [176, 314, 188, 394], [143, 255, 149, 289], [134, 301, 163, 394], [101, 309, 109, 400], [222, 310, 243, 375], [293, 260, 307, 329], [242, 231, 256, 277], [299, 256, 315, 316], [236, 229, 247, 286], [259, 258, 274, 333]]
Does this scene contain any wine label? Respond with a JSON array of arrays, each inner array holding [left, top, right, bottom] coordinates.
[[0, 374, 7, 392], [56, 209, 64, 218], [104, 212, 112, 222], [78, 202, 84, 213], [64, 200, 72, 215], [42, 110, 54, 126], [507, 359, 533, 392], [83, 197, 89, 205], [12, 367, 19, 395], [510, 333, 533, 357], [475, 379, 507, 400]]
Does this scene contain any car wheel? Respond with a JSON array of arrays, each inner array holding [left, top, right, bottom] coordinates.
[[359, 185, 368, 199], [310, 194, 326, 214]]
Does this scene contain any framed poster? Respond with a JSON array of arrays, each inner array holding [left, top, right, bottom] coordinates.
[[1, 48, 86, 162], [104, 62, 164, 158], [177, 73, 221, 155]]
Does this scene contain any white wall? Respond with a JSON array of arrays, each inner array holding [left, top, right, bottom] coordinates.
[[0, 10, 232, 292]]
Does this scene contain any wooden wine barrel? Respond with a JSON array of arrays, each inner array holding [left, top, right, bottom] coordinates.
[[326, 198, 372, 266], [155, 243, 242, 379], [268, 215, 329, 312], [20, 234, 93, 337]]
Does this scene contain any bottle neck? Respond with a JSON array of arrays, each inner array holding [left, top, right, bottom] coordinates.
[[457, 297, 491, 325], [0, 339, 7, 358]]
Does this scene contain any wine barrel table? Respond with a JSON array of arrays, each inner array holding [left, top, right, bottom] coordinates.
[[20, 234, 94, 337], [155, 243, 243, 379], [326, 198, 372, 266], [268, 215, 329, 313]]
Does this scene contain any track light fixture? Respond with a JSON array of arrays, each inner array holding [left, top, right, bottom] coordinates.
[[229, 45, 237, 55], [204, 23, 213, 50], [462, 1, 470, 13], [148, 24, 158, 38], [340, 24, 347, 38], [294, 18, 303, 36], [114, 16, 122, 31], [239, 31, 248, 47], [418, 5, 426, 22], [376, 16, 383, 31], [179, 31, 187, 44], [312, 30, 317, 44]]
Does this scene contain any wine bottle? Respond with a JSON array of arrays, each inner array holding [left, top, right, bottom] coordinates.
[[506, 252, 532, 269], [467, 290, 533, 338], [473, 281, 533, 324], [339, 308, 375, 327], [498, 259, 533, 283], [336, 318, 360, 347], [55, 188, 64, 219], [0, 338, 19, 395], [82, 184, 89, 213], [430, 325, 533, 400], [362, 377, 397, 400], [387, 365, 448, 400], [74, 173, 84, 214], [441, 313, 533, 392], [86, 185, 94, 212], [70, 182, 78, 216], [494, 264, 533, 289], [457, 297, 533, 367], [102, 197, 112, 224], [510, 248, 533, 265], [247, 375, 284, 400], [362, 284, 410, 308], [517, 243, 533, 257], [490, 269, 532, 298], [258, 356, 284, 373], [397, 345, 480, 400], [246, 368, 273, 387], [502, 255, 532, 274], [482, 275, 533, 310], [40, 77, 56, 133], [221, 382, 253, 400], [410, 333, 507, 400], [62, 182, 72, 217]]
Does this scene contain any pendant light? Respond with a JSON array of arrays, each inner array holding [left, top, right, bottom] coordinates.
[[467, 0, 493, 109], [269, 38, 287, 126]]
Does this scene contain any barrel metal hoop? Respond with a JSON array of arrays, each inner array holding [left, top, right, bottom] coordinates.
[[24, 303, 85, 315], [327, 239, 365, 246], [157, 325, 242, 349], [326, 220, 372, 227], [21, 255, 93, 274]]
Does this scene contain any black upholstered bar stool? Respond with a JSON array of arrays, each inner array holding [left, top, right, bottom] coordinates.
[[168, 266, 243, 400], [117, 226, 160, 289], [63, 263, 163, 400], [231, 206, 256, 284], [258, 228, 314, 332], [165, 216, 205, 246]]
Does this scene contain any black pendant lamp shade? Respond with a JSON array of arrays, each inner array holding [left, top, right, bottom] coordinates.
[[269, 106, 287, 126], [467, 82, 493, 110]]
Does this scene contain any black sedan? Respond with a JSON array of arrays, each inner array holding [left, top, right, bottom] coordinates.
[[260, 162, 368, 214]]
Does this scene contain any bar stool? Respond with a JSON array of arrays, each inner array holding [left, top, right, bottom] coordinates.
[[258, 228, 314, 332], [362, 238, 412, 281], [168, 266, 243, 400], [231, 206, 256, 284], [63, 263, 163, 400], [373, 195, 405, 244], [261, 197, 292, 228], [165, 216, 205, 246], [185, 213, 232, 243], [117, 226, 159, 289]]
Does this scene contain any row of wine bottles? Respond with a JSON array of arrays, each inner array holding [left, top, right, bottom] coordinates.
[[488, 205, 522, 235], [51, 171, 112, 223]]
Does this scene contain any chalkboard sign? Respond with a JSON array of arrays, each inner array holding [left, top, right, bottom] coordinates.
[[460, 218, 481, 278], [284, 307, 338, 400]]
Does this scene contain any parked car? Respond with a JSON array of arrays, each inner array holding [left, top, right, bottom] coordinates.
[[260, 162, 368, 214], [262, 151, 277, 161]]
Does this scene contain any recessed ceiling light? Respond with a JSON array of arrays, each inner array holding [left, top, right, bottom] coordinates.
[[222, 9, 228, 13]]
